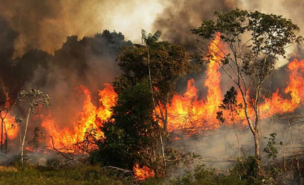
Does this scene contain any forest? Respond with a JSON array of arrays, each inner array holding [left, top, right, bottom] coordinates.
[[0, 1, 304, 185]]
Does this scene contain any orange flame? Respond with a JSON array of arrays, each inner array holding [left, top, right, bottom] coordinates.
[[0, 98, 18, 145], [5, 114, 18, 141], [165, 34, 304, 134], [41, 84, 117, 151], [166, 33, 226, 133], [133, 163, 155, 180]]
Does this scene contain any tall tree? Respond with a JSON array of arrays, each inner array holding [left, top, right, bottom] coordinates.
[[16, 89, 50, 164], [115, 30, 194, 167], [192, 9, 302, 170], [116, 30, 194, 132]]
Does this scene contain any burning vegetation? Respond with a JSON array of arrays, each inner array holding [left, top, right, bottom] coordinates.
[[0, 4, 304, 184]]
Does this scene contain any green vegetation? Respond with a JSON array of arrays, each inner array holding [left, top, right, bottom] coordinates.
[[90, 80, 163, 172], [0, 158, 274, 185], [0, 165, 134, 185]]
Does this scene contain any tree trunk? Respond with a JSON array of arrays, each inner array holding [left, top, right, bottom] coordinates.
[[21, 108, 31, 165], [253, 131, 261, 171], [147, 48, 166, 168], [240, 89, 261, 172]]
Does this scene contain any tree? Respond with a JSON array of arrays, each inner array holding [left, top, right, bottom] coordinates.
[[192, 9, 302, 170], [0, 79, 15, 153], [115, 30, 194, 168], [90, 80, 162, 173], [115, 30, 194, 133], [16, 89, 50, 164]]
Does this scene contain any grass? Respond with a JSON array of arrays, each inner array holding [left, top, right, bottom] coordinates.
[[0, 165, 135, 185]]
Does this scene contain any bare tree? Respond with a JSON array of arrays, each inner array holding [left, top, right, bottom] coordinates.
[[16, 89, 51, 165]]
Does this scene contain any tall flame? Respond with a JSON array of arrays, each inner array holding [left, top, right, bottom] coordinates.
[[166, 33, 225, 133]]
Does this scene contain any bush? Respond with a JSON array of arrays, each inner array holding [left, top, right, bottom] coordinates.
[[231, 156, 260, 184]]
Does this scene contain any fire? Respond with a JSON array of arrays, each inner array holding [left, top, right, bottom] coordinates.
[[4, 114, 18, 141], [133, 163, 155, 180], [97, 83, 117, 122], [41, 84, 117, 151], [166, 33, 226, 132], [165, 34, 304, 134], [259, 58, 304, 117], [5, 33, 304, 155], [0, 98, 18, 145]]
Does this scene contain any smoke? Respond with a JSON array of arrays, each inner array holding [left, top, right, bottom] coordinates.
[[20, 31, 132, 132], [0, 0, 164, 57], [168, 115, 304, 173], [153, 0, 304, 68], [153, 0, 236, 49]]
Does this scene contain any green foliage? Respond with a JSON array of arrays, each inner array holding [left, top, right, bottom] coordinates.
[[192, 8, 302, 84], [90, 80, 161, 170], [231, 156, 260, 184], [192, 8, 302, 57], [217, 86, 242, 124], [115, 40, 192, 101], [264, 133, 280, 160]]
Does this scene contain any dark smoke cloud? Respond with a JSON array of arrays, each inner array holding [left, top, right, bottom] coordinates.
[[153, 0, 235, 49], [3, 30, 132, 139], [0, 16, 18, 82], [0, 0, 64, 57], [0, 0, 162, 57]]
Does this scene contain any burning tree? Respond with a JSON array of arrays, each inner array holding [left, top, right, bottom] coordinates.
[[16, 89, 51, 164], [0, 79, 15, 153], [192, 9, 303, 170]]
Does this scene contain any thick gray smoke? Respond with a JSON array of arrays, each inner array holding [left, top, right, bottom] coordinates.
[[153, 0, 235, 49]]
